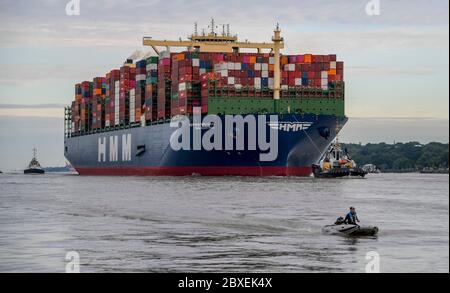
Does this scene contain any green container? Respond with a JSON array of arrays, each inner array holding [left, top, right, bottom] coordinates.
[[206, 96, 345, 117]]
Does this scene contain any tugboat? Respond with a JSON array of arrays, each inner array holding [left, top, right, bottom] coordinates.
[[24, 148, 45, 174], [312, 141, 367, 179]]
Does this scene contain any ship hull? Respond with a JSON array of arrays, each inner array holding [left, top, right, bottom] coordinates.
[[65, 114, 347, 177]]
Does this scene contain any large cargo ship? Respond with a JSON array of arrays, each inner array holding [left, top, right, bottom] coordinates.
[[64, 22, 347, 176]]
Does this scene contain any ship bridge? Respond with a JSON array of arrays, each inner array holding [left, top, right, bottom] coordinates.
[[143, 19, 284, 99]]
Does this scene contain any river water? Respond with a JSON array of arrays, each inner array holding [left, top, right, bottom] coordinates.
[[0, 173, 448, 273]]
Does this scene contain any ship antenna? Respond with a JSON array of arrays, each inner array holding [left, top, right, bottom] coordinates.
[[208, 18, 216, 35], [222, 24, 226, 36], [194, 22, 198, 36], [227, 24, 230, 37], [33, 148, 37, 159]]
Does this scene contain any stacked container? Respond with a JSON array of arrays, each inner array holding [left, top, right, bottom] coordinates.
[[92, 77, 106, 130], [145, 56, 158, 123], [157, 51, 171, 120], [106, 70, 120, 127], [79, 81, 92, 132], [171, 52, 202, 116], [119, 62, 136, 125], [134, 59, 147, 124], [70, 51, 344, 134]]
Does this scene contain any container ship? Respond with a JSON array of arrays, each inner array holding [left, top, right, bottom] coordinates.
[[64, 22, 347, 176]]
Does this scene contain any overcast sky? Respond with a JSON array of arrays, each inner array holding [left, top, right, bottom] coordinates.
[[0, 0, 448, 170]]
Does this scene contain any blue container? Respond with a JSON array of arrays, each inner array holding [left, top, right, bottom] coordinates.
[[136, 59, 147, 68]]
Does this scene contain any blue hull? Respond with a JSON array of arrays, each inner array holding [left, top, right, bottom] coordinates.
[[64, 114, 347, 176]]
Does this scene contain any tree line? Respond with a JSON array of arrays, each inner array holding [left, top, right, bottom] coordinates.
[[342, 142, 449, 172]]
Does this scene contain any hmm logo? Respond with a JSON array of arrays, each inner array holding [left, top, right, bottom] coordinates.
[[98, 134, 132, 162], [268, 122, 313, 132], [66, 0, 80, 16]]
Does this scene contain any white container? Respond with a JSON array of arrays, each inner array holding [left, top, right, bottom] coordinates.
[[192, 59, 200, 67], [136, 74, 146, 81], [330, 61, 337, 69], [228, 77, 235, 85], [281, 85, 289, 90], [262, 63, 269, 71], [295, 78, 302, 86], [321, 85, 328, 90], [269, 57, 275, 64], [228, 62, 235, 70], [199, 68, 206, 75], [105, 120, 110, 127], [235, 63, 242, 70], [179, 82, 186, 91], [262, 71, 269, 78], [215, 63, 227, 71], [141, 114, 146, 127], [235, 84, 242, 90], [146, 64, 157, 71], [254, 63, 262, 71], [220, 69, 228, 77], [288, 64, 296, 72], [159, 51, 171, 59], [321, 71, 328, 79], [254, 77, 261, 85]]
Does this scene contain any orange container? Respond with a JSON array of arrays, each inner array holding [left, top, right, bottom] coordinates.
[[269, 64, 275, 71], [135, 109, 141, 120], [249, 56, 257, 64], [281, 56, 288, 65], [177, 53, 185, 61], [304, 54, 312, 63], [328, 69, 337, 75]]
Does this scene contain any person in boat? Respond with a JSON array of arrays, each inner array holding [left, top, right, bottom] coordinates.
[[344, 207, 360, 225], [345, 159, 354, 169], [322, 158, 332, 171], [335, 216, 345, 225]]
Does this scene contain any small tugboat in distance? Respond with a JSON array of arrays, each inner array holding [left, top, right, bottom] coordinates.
[[312, 140, 367, 179], [24, 148, 45, 174]]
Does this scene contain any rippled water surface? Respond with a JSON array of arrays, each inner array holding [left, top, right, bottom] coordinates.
[[0, 173, 448, 273]]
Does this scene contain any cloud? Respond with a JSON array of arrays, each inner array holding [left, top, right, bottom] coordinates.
[[0, 105, 64, 118], [0, 103, 65, 109], [346, 66, 438, 76], [0, 0, 448, 50]]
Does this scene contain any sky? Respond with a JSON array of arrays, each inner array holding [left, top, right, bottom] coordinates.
[[0, 0, 449, 170]]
